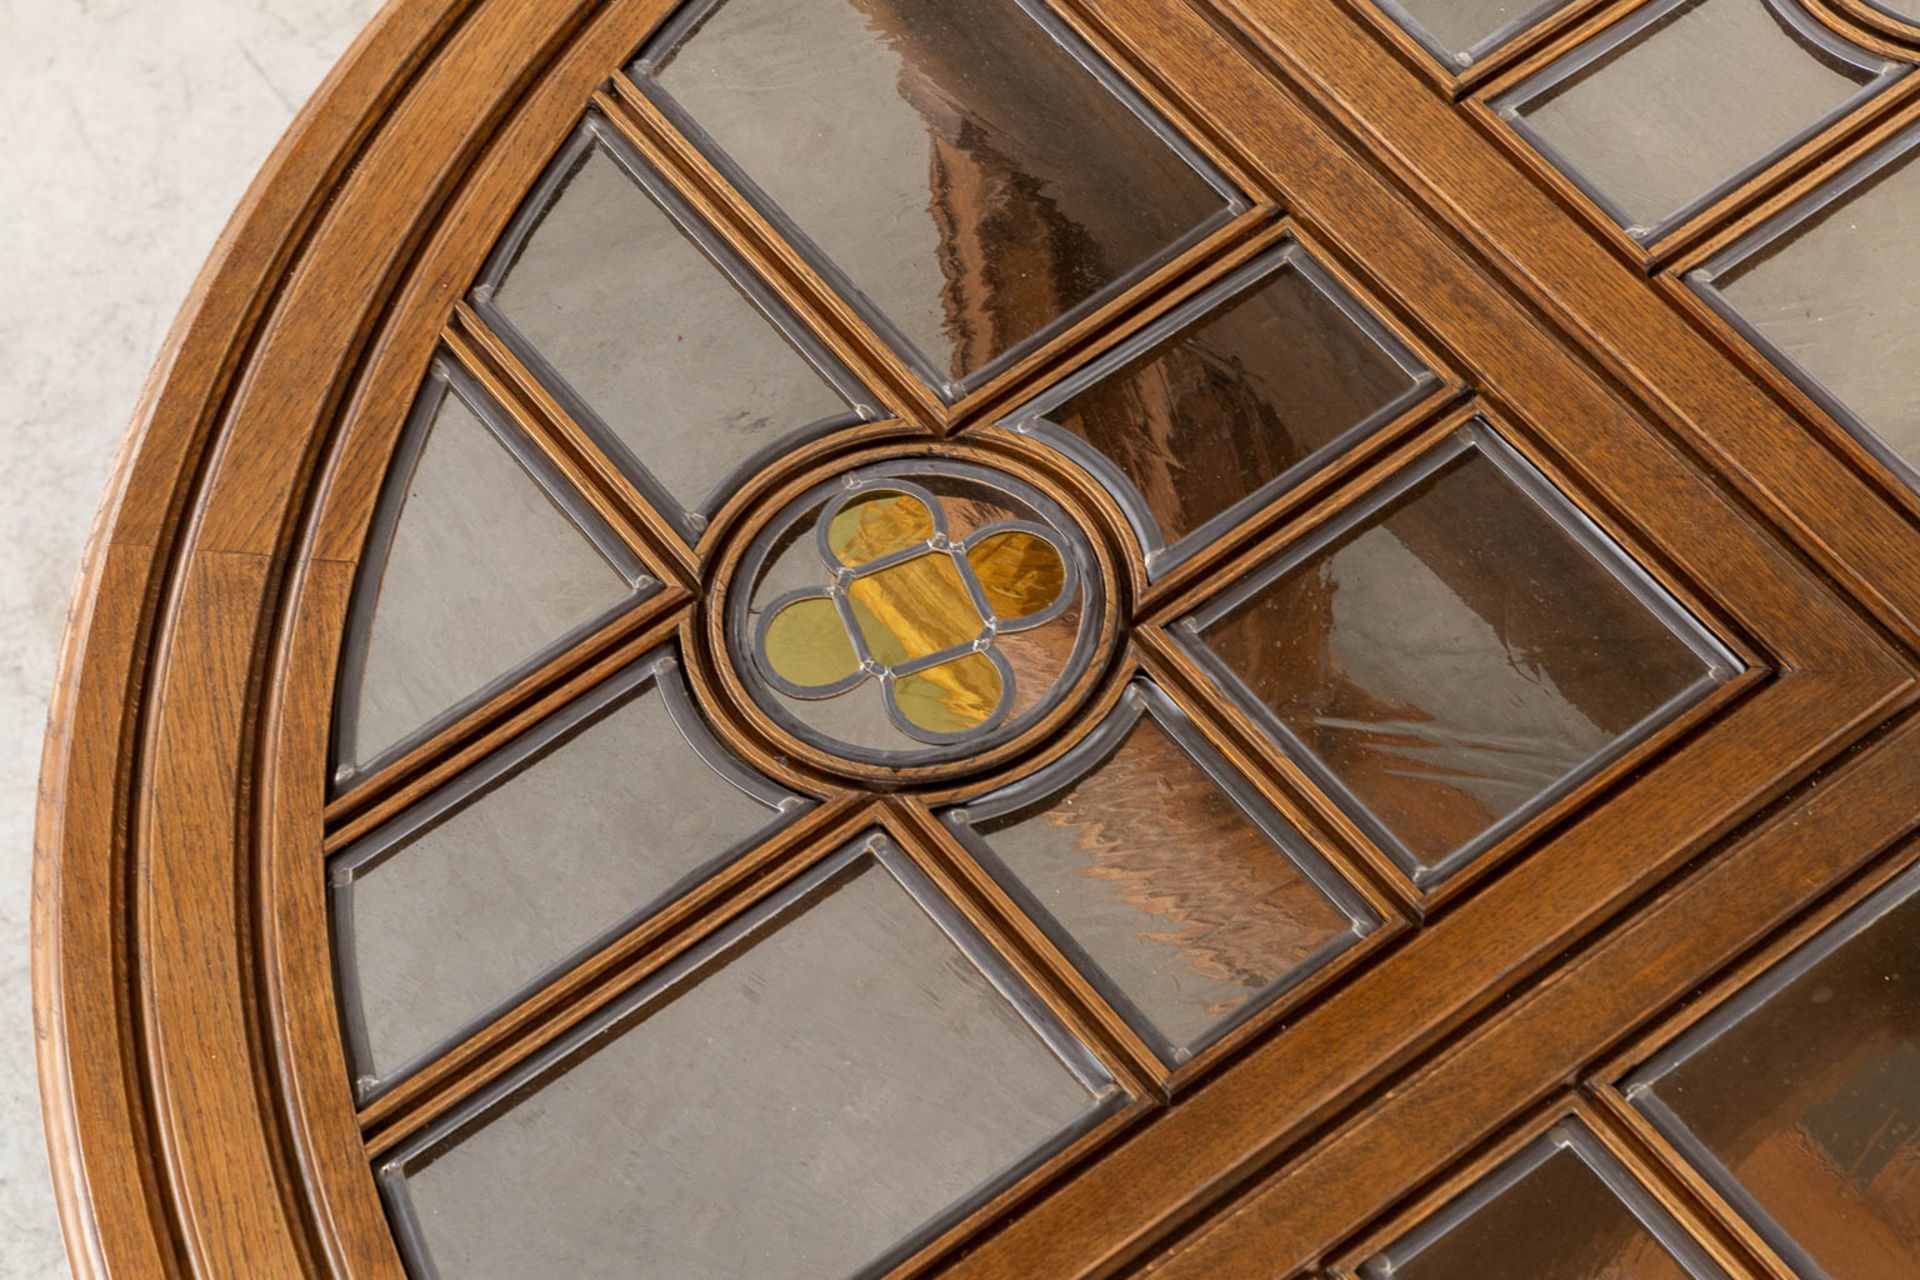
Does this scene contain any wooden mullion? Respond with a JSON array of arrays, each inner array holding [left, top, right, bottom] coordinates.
[[1208, 0, 1920, 646], [885, 782, 1173, 1095], [1129, 710, 1920, 1280], [1584, 1086, 1797, 1279], [602, 64, 1279, 438], [595, 78, 945, 429], [1648, 72, 1920, 272], [1577, 1091, 1775, 1279], [1317, 1092, 1611, 1275], [322, 604, 689, 850], [448, 305, 699, 584], [1133, 624, 1424, 916], [1593, 831, 1920, 1087], [358, 793, 876, 1152], [1827, 0, 1920, 46], [951, 211, 1292, 441], [854, 799, 1161, 1279], [880, 793, 1163, 1102], [319, 585, 691, 831], [1329, 0, 1635, 103]]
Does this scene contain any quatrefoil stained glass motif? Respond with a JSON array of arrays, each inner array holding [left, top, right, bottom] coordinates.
[[756, 478, 1077, 742]]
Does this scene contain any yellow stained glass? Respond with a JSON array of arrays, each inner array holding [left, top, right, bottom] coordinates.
[[763, 595, 861, 689], [847, 554, 983, 662], [966, 531, 1067, 621], [827, 491, 935, 566], [895, 653, 1004, 734]]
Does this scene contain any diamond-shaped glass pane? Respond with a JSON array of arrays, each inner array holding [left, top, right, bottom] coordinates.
[[1012, 241, 1430, 573], [1357, 1123, 1726, 1279], [1179, 421, 1737, 886], [335, 358, 652, 783], [944, 681, 1378, 1066], [332, 649, 807, 1098], [1625, 858, 1920, 1277], [379, 834, 1122, 1280], [474, 118, 870, 537], [630, 0, 1242, 396]]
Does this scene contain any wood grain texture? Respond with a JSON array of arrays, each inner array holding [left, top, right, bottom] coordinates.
[[33, 0, 1920, 1275]]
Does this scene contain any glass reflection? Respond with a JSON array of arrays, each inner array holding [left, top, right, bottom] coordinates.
[[1358, 1124, 1725, 1279], [633, 0, 1240, 394], [1184, 423, 1733, 884], [1627, 861, 1920, 1277], [947, 683, 1377, 1064], [1014, 242, 1427, 570]]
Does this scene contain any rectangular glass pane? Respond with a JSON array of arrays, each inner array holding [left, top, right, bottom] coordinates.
[[476, 119, 866, 534], [1696, 127, 1920, 485], [333, 650, 807, 1096], [338, 359, 650, 781], [1014, 243, 1430, 573], [1626, 859, 1920, 1277], [381, 834, 1122, 1280], [945, 682, 1378, 1065], [632, 0, 1240, 395], [1358, 1123, 1724, 1279], [1181, 422, 1736, 885], [1496, 0, 1901, 239]]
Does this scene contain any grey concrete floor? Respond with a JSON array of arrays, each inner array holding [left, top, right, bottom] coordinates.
[[1, 2, 383, 1272]]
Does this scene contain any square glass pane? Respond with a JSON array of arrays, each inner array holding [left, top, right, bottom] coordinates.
[[335, 357, 652, 784], [474, 117, 869, 536], [944, 681, 1379, 1066], [630, 0, 1242, 396], [1625, 858, 1920, 1277], [1692, 125, 1920, 489], [1011, 241, 1431, 574], [332, 649, 808, 1097], [1495, 0, 1903, 240], [1357, 1122, 1725, 1279], [1179, 422, 1738, 885], [380, 834, 1123, 1280]]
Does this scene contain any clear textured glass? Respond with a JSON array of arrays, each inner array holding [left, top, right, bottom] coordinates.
[[1628, 868, 1920, 1277], [1360, 1130, 1720, 1280], [337, 660, 795, 1090], [962, 695, 1371, 1061], [390, 844, 1112, 1280], [484, 133, 853, 519], [1032, 247, 1424, 560], [1504, 0, 1893, 236], [1189, 428, 1726, 880], [637, 0, 1236, 391], [1384, 0, 1575, 66], [342, 369, 640, 773], [1712, 138, 1920, 475]]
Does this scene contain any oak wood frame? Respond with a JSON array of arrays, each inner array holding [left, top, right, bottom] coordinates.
[[31, 2, 1920, 1280]]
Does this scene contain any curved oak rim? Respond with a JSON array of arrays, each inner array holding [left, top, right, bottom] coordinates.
[[30, 0, 677, 1273], [34, 0, 1920, 1276]]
